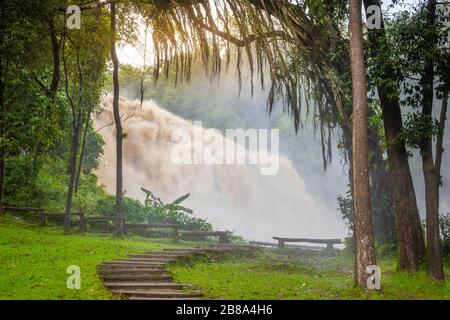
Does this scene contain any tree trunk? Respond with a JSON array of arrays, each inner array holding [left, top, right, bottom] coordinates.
[[436, 90, 448, 176], [46, 16, 60, 98], [0, 14, 4, 205], [368, 129, 395, 243], [110, 2, 124, 236], [0, 67, 4, 205], [420, 0, 444, 282], [349, 0, 377, 287], [74, 104, 93, 193], [362, 0, 425, 271], [435, 42, 450, 179], [62, 33, 84, 233], [421, 144, 444, 281], [64, 110, 82, 233], [0, 147, 4, 205]]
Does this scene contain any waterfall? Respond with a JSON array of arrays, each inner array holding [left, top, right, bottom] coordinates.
[[95, 94, 347, 241]]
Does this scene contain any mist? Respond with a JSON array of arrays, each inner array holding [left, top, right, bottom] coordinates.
[[95, 92, 348, 241]]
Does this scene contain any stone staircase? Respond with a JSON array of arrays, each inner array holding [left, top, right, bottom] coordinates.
[[97, 245, 255, 300]]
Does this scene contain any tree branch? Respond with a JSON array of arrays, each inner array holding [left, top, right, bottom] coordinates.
[[58, 0, 116, 12]]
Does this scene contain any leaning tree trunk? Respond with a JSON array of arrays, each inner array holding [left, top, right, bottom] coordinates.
[[62, 31, 84, 233], [74, 103, 93, 193], [64, 109, 83, 233], [362, 0, 425, 271], [420, 0, 444, 282], [110, 2, 124, 236], [349, 0, 377, 287]]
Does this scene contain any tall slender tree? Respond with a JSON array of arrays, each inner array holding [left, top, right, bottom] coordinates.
[[0, 0, 5, 206], [61, 6, 109, 233], [420, 0, 444, 282], [348, 0, 377, 287], [110, 2, 124, 236], [363, 0, 425, 272], [62, 44, 84, 234]]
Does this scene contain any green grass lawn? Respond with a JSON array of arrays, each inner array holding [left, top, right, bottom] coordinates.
[[1, 214, 449, 300], [169, 248, 450, 300], [0, 215, 183, 300]]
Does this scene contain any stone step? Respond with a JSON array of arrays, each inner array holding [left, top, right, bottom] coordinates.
[[163, 248, 205, 252], [104, 282, 190, 290], [100, 275, 172, 282], [129, 296, 205, 300], [119, 257, 177, 263], [101, 261, 167, 266], [98, 264, 165, 270], [98, 266, 166, 272], [162, 249, 207, 254], [128, 253, 185, 259], [111, 289, 203, 298], [98, 246, 256, 300], [98, 269, 167, 276], [213, 244, 254, 249], [207, 246, 252, 252]]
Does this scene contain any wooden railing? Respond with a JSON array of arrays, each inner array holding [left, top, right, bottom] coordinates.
[[39, 212, 84, 228], [0, 205, 44, 215], [1, 205, 233, 244]]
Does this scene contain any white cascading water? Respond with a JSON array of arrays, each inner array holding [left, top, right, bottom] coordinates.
[[95, 94, 347, 241]]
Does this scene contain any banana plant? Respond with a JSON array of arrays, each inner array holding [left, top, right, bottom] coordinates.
[[141, 187, 192, 215]]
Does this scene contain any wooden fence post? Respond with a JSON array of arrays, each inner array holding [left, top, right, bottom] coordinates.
[[39, 210, 46, 226], [79, 213, 86, 232]]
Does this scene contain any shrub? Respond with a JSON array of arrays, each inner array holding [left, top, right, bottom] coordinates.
[[4, 154, 44, 207], [141, 187, 212, 231], [440, 212, 450, 255]]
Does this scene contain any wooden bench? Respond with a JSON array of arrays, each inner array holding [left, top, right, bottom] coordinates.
[[82, 216, 117, 232], [181, 231, 232, 244], [273, 237, 341, 249], [39, 212, 84, 227], [124, 223, 179, 239]]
